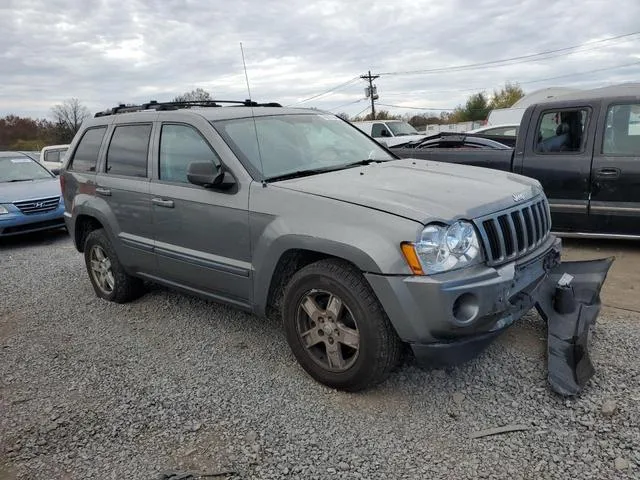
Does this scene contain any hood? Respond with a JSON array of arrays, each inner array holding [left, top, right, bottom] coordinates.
[[273, 158, 542, 223], [0, 177, 61, 203]]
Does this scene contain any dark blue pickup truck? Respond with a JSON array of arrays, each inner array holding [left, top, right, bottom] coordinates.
[[392, 83, 640, 239]]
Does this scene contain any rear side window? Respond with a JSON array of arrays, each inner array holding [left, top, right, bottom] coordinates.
[[603, 103, 640, 155], [106, 124, 152, 177], [68, 127, 107, 172], [535, 109, 588, 153]]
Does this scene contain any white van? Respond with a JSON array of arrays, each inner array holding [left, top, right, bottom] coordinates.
[[40, 144, 70, 171]]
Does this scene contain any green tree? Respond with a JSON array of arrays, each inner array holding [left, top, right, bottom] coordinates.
[[173, 88, 213, 102], [448, 92, 490, 122], [489, 82, 525, 109]]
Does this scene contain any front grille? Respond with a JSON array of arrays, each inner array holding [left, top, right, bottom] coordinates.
[[475, 196, 551, 266], [13, 196, 60, 215]]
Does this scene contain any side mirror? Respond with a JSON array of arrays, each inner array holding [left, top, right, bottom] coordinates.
[[51, 168, 60, 175], [187, 162, 236, 190]]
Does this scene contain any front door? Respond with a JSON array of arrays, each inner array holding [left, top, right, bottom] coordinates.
[[518, 104, 596, 233], [589, 101, 640, 236], [150, 122, 252, 308]]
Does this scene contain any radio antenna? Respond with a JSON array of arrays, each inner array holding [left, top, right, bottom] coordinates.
[[240, 42, 266, 186]]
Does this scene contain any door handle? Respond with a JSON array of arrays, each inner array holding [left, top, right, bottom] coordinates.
[[595, 168, 621, 179], [96, 187, 112, 196], [152, 198, 174, 208]]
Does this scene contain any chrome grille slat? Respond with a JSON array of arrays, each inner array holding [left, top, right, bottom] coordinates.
[[13, 196, 60, 215], [474, 196, 552, 267]]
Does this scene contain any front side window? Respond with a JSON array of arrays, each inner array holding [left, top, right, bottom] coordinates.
[[213, 113, 394, 180], [159, 124, 221, 183], [68, 127, 107, 172], [370, 123, 391, 137], [535, 109, 588, 153], [105, 124, 152, 177], [44, 150, 60, 163], [603, 103, 640, 155]]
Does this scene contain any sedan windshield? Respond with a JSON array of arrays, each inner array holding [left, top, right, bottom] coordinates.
[[0, 156, 53, 182], [213, 113, 394, 180], [387, 122, 419, 136]]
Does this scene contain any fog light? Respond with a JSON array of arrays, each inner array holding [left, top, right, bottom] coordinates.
[[452, 293, 479, 324]]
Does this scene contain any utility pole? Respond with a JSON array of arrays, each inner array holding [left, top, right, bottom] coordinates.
[[361, 70, 379, 119]]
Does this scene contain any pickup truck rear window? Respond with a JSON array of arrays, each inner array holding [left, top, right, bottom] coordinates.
[[603, 103, 640, 155]]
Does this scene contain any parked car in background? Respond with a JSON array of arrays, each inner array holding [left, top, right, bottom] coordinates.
[[40, 144, 69, 172], [0, 152, 66, 236], [352, 120, 426, 147], [392, 83, 640, 238]]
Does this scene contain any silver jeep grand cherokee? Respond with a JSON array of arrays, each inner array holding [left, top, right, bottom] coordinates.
[[61, 100, 570, 392]]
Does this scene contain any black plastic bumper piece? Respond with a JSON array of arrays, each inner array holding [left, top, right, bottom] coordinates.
[[535, 257, 614, 396], [409, 257, 614, 397]]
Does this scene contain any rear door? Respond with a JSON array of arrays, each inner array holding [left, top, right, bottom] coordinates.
[[95, 120, 156, 274], [589, 100, 640, 235], [517, 103, 597, 233]]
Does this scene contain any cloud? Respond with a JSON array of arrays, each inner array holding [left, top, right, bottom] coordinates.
[[1, 0, 640, 119]]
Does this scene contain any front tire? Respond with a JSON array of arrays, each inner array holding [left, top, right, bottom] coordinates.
[[84, 229, 144, 303], [282, 259, 402, 392]]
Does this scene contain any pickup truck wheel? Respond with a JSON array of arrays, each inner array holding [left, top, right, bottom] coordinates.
[[83, 229, 144, 303], [283, 259, 402, 392]]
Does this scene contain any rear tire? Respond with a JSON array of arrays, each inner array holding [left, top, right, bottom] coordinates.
[[282, 259, 402, 392], [83, 229, 144, 303]]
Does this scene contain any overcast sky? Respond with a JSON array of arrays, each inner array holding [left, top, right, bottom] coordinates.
[[2, 0, 640, 120]]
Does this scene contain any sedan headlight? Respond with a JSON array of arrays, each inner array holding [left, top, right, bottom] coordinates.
[[0, 205, 8, 215], [402, 221, 483, 275]]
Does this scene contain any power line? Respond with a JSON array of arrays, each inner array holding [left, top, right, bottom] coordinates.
[[326, 98, 366, 111], [378, 31, 640, 76], [377, 59, 640, 99], [287, 76, 361, 106]]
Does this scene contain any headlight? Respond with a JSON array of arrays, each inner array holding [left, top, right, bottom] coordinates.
[[0, 205, 8, 215], [401, 221, 483, 275]]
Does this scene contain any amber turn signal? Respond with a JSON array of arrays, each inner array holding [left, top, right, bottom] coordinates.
[[401, 242, 424, 275]]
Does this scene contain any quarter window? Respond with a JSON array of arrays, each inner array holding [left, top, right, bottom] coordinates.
[[105, 124, 152, 177], [159, 124, 220, 183], [603, 103, 640, 155], [68, 127, 107, 172], [535, 109, 588, 153]]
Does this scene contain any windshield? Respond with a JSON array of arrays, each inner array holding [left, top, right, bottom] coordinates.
[[0, 156, 53, 182], [213, 113, 394, 180], [387, 122, 419, 136]]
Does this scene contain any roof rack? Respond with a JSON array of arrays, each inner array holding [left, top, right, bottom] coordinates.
[[94, 99, 282, 117]]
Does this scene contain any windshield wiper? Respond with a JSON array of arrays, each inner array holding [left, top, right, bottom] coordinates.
[[7, 179, 33, 183], [266, 159, 389, 182]]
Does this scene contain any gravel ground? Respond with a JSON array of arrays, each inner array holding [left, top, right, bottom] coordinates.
[[1, 231, 639, 480]]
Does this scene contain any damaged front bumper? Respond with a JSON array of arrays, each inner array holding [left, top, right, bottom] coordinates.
[[411, 256, 614, 396], [369, 235, 613, 396]]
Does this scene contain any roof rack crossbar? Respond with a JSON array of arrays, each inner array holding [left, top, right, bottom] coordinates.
[[94, 99, 282, 117]]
